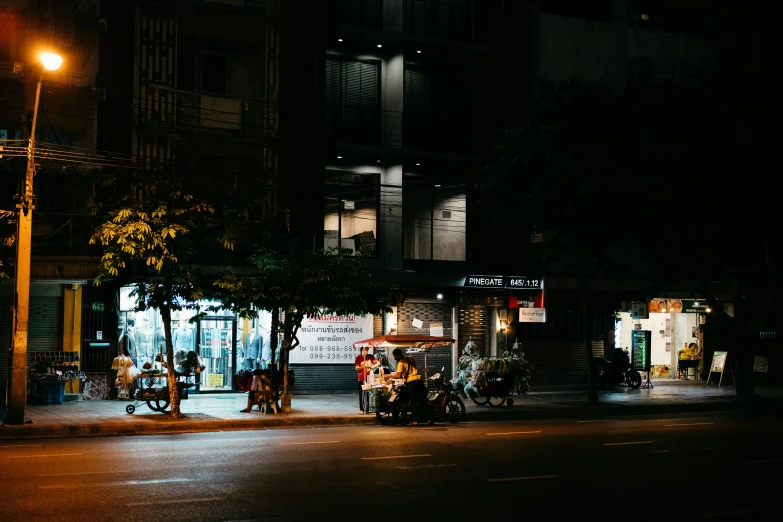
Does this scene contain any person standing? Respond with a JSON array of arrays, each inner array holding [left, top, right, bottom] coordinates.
[[384, 348, 428, 425], [354, 346, 379, 415]]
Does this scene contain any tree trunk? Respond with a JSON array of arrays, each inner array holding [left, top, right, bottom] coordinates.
[[581, 281, 599, 404], [270, 307, 279, 387], [160, 304, 181, 418], [280, 312, 293, 413]]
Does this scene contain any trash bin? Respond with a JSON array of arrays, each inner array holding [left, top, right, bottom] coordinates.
[[44, 379, 66, 404]]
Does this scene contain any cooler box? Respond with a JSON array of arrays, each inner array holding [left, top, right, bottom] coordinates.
[[370, 386, 384, 413], [44, 379, 66, 404]]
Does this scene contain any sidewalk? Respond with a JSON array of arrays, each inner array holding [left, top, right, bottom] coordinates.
[[1, 379, 781, 440]]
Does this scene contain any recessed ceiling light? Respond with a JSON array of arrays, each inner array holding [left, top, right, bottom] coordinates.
[[377, 44, 382, 48], [437, 293, 443, 299], [415, 163, 420, 166], [376, 159, 381, 163], [434, 184, 441, 188], [337, 156, 342, 159], [417, 50, 422, 54], [338, 38, 343, 42]]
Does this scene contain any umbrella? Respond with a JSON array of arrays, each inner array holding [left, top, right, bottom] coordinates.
[[353, 335, 456, 376]]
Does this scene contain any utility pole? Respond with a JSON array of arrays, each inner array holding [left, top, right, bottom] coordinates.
[[6, 51, 62, 425]]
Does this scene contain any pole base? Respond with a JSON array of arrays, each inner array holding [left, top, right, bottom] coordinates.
[[281, 392, 292, 413]]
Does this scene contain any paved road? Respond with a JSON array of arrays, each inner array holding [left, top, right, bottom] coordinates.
[[1, 410, 781, 521]]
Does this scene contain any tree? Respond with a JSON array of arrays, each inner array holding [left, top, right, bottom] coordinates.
[[90, 157, 268, 418], [212, 235, 392, 411]]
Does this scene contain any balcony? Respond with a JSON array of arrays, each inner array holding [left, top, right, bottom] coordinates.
[[136, 83, 278, 139], [325, 103, 480, 153]]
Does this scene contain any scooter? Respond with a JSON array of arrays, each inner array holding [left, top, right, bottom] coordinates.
[[594, 348, 642, 389]]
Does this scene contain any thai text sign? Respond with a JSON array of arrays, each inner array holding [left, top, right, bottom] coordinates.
[[291, 314, 374, 364]]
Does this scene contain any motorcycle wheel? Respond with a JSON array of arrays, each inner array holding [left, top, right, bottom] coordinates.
[[488, 394, 507, 408], [444, 396, 465, 423], [472, 395, 489, 406], [628, 370, 642, 389], [375, 406, 395, 425]]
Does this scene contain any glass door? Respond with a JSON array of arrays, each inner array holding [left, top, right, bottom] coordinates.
[[196, 316, 236, 391]]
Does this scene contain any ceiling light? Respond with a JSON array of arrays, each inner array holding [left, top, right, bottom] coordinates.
[[434, 184, 441, 188], [437, 293, 443, 300], [417, 50, 422, 54], [338, 38, 343, 42], [337, 156, 342, 159], [415, 162, 420, 166], [377, 44, 383, 48]]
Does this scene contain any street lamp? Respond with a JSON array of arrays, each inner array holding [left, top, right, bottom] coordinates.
[[6, 52, 62, 425]]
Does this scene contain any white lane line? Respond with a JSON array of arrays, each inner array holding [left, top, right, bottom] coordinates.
[[7, 453, 83, 459], [39, 471, 114, 477], [745, 458, 783, 464], [487, 474, 559, 482], [41, 478, 195, 489], [698, 505, 783, 517], [280, 440, 340, 446], [577, 419, 615, 423], [362, 454, 431, 461], [0, 444, 42, 448], [665, 422, 714, 427], [279, 440, 341, 446], [128, 497, 225, 507], [487, 430, 543, 436], [602, 441, 656, 447]]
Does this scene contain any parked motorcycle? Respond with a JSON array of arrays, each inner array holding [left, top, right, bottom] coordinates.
[[427, 372, 466, 423], [594, 348, 642, 389]]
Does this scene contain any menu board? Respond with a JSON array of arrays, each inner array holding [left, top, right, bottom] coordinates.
[[631, 330, 651, 372], [711, 351, 727, 372]]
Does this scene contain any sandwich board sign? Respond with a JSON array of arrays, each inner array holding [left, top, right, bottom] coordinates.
[[707, 351, 731, 386]]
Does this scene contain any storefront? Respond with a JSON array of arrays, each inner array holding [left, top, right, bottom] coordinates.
[[616, 298, 710, 380]]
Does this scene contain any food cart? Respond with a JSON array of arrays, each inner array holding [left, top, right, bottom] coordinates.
[[352, 335, 459, 424]]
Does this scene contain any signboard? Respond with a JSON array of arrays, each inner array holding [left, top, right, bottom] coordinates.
[[518, 308, 546, 323], [710, 351, 727, 372], [92, 302, 104, 311], [290, 314, 374, 364], [631, 330, 651, 372], [463, 275, 544, 289], [96, 331, 103, 340], [207, 373, 224, 388], [429, 323, 444, 337], [707, 351, 730, 386]]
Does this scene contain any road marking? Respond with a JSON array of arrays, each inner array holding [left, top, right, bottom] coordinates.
[[487, 430, 542, 436], [39, 471, 114, 477], [698, 505, 783, 517], [0, 444, 42, 448], [487, 475, 559, 482], [362, 454, 431, 461], [7, 453, 83, 459], [664, 422, 714, 427], [745, 458, 783, 464], [577, 419, 615, 423], [602, 441, 656, 447], [279, 440, 341, 446], [128, 497, 225, 507]]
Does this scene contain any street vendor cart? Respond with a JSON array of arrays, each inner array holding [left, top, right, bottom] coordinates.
[[352, 335, 462, 424], [125, 370, 195, 414]]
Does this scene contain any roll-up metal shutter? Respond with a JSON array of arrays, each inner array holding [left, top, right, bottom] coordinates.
[[28, 297, 63, 351], [325, 58, 380, 144], [288, 364, 357, 394], [397, 301, 454, 383], [373, 314, 383, 336], [458, 305, 491, 357], [522, 341, 605, 386]]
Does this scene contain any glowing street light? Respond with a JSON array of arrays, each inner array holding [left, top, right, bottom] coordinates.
[[39, 52, 63, 71]]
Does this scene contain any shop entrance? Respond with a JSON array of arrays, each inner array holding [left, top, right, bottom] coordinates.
[[196, 316, 237, 392]]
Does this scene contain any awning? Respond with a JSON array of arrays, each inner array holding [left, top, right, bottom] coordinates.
[[352, 335, 456, 352]]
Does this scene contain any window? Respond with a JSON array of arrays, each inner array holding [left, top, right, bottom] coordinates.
[[330, 0, 383, 28], [324, 171, 380, 257], [200, 54, 229, 94], [403, 179, 465, 261], [325, 58, 381, 144], [404, 66, 436, 149]]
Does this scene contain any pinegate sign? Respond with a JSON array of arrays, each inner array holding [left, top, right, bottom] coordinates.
[[290, 314, 374, 364]]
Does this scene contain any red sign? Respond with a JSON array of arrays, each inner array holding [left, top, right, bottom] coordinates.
[[508, 297, 519, 308]]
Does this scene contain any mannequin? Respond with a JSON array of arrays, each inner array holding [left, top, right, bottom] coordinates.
[[119, 318, 137, 364], [173, 322, 194, 352], [245, 324, 262, 370], [260, 327, 272, 369]]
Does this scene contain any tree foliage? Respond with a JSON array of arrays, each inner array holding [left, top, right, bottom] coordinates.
[[90, 157, 268, 418]]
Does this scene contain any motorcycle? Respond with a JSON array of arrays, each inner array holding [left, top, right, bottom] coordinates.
[[427, 371, 466, 423], [594, 348, 642, 389]]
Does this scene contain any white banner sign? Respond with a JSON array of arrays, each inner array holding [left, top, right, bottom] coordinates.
[[518, 308, 546, 323], [290, 314, 374, 364]]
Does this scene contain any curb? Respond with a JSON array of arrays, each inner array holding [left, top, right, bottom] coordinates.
[[2, 398, 780, 440]]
